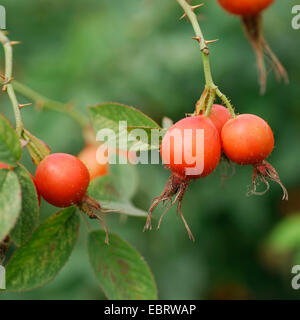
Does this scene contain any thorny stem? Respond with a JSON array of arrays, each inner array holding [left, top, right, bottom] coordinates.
[[0, 30, 87, 159], [177, 0, 209, 55], [176, 0, 235, 117], [216, 88, 235, 118], [0, 31, 24, 136], [12, 81, 88, 129]]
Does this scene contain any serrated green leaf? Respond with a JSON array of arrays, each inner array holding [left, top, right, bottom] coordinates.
[[10, 165, 40, 246], [88, 230, 157, 300], [88, 103, 162, 151], [5, 207, 79, 292], [0, 170, 22, 242], [0, 114, 22, 166]]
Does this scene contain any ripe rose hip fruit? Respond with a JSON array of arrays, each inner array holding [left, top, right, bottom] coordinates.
[[221, 114, 274, 165], [203, 105, 234, 184], [161, 115, 221, 178], [206, 104, 232, 135], [221, 114, 287, 200], [145, 116, 221, 241], [218, 0, 274, 16], [78, 144, 109, 180], [35, 153, 90, 207]]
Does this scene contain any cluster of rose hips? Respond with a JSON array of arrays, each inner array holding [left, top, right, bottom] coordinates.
[[0, 0, 288, 245], [144, 105, 287, 241], [1, 105, 286, 243]]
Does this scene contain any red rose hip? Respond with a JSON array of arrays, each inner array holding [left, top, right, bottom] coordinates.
[[35, 153, 90, 207], [206, 104, 232, 136], [221, 114, 274, 165], [218, 0, 274, 16], [161, 115, 221, 179]]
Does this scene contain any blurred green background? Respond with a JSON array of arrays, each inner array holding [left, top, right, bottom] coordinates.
[[1, 0, 300, 299]]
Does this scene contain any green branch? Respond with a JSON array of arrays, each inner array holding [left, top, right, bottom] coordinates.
[[0, 31, 24, 136], [12, 81, 88, 129], [176, 0, 235, 117]]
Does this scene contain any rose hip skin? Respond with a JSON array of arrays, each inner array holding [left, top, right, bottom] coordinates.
[[207, 104, 232, 135], [218, 0, 274, 16], [78, 144, 109, 180], [221, 114, 274, 165], [160, 115, 221, 179], [35, 153, 90, 207]]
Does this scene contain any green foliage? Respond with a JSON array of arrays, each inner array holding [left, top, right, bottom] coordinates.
[[0, 170, 22, 242], [88, 230, 157, 300], [88, 103, 162, 151], [0, 0, 298, 300], [5, 207, 79, 291], [23, 129, 51, 166], [10, 164, 40, 246], [266, 214, 300, 253], [0, 114, 22, 166], [88, 161, 147, 217]]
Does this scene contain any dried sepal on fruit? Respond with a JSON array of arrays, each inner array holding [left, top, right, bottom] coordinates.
[[248, 160, 288, 200], [144, 173, 194, 240], [77, 194, 118, 244], [218, 0, 288, 93], [241, 14, 288, 94]]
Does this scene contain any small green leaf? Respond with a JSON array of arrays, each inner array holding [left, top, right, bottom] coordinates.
[[0, 170, 22, 242], [23, 129, 51, 165], [88, 103, 162, 151], [0, 114, 22, 165], [5, 207, 79, 292], [10, 165, 40, 246], [126, 126, 166, 151], [88, 230, 157, 300]]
